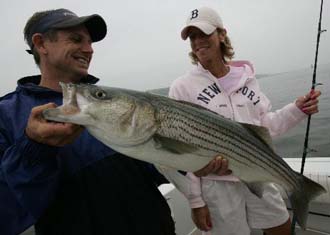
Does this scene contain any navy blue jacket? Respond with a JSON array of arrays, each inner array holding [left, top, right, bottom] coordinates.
[[0, 75, 173, 235]]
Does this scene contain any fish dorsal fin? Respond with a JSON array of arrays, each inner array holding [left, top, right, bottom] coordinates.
[[241, 123, 274, 151], [173, 99, 226, 118], [153, 134, 199, 154]]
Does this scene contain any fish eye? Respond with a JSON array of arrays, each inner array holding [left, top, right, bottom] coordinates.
[[95, 90, 106, 99]]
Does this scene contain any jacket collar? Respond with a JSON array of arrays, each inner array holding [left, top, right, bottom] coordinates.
[[16, 74, 99, 94]]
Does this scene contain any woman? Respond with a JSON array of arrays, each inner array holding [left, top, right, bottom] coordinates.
[[167, 6, 320, 235]]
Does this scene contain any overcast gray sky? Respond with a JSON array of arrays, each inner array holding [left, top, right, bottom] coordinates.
[[1, 0, 329, 96]]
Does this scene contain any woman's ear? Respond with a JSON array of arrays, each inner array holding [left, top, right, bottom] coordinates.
[[31, 33, 47, 54], [218, 28, 227, 42]]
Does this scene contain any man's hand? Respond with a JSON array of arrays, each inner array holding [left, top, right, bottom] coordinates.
[[193, 156, 231, 177], [295, 90, 321, 115], [191, 205, 212, 231], [25, 103, 84, 146]]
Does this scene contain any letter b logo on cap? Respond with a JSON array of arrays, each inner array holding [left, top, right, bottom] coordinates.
[[190, 9, 199, 20]]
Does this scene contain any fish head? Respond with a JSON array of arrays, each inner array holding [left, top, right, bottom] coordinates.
[[43, 83, 158, 146]]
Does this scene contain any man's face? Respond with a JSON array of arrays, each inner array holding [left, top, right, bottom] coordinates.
[[44, 25, 93, 80]]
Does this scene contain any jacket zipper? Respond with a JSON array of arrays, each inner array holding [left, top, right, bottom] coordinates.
[[228, 94, 235, 121]]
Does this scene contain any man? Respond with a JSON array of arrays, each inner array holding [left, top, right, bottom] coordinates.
[[0, 8, 226, 235]]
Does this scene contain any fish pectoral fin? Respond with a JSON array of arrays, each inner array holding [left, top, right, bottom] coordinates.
[[153, 134, 199, 154]]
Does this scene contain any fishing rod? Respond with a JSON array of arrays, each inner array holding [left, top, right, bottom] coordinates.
[[290, 0, 326, 234], [300, 0, 326, 175]]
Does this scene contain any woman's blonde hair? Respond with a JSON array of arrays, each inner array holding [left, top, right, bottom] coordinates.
[[189, 28, 234, 64]]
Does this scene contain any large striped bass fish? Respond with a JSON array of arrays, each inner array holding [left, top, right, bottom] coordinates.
[[43, 83, 326, 229]]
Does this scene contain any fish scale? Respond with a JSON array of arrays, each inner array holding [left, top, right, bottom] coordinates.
[[155, 98, 298, 188]]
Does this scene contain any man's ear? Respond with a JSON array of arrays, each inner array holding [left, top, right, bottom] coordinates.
[[31, 33, 47, 54]]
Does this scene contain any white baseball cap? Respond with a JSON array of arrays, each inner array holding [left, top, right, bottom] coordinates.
[[181, 7, 224, 40]]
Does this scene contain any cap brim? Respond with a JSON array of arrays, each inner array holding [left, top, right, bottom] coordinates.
[[181, 22, 216, 40], [52, 14, 107, 42]]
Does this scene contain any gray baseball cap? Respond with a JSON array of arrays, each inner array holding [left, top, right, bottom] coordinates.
[[26, 8, 107, 53]]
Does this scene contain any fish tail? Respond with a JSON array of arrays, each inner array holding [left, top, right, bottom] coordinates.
[[289, 173, 326, 230]]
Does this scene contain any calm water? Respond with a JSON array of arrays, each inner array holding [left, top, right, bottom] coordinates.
[[258, 64, 330, 158]]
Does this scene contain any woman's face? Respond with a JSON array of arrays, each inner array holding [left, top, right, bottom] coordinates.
[[188, 27, 225, 64]]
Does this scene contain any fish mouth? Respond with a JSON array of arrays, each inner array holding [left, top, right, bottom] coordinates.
[[60, 82, 81, 114], [43, 82, 82, 122]]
